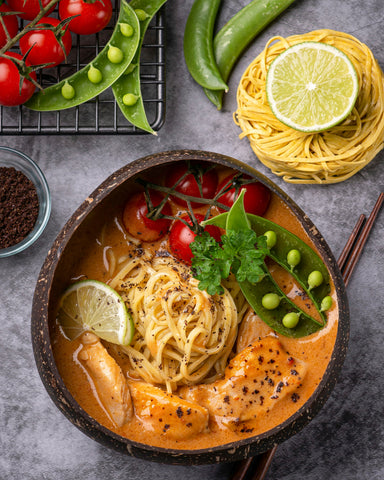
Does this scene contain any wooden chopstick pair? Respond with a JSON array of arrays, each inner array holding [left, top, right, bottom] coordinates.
[[231, 192, 384, 480]]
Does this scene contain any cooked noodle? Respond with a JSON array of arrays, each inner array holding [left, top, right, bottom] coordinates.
[[234, 29, 384, 184], [109, 252, 240, 392]]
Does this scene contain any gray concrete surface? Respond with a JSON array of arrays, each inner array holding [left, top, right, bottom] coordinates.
[[1, 0, 383, 479]]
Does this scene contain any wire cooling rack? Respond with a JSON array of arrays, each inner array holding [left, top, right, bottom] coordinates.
[[0, 2, 166, 135]]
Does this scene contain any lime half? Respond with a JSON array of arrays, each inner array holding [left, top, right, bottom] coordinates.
[[57, 279, 134, 345], [266, 41, 359, 132]]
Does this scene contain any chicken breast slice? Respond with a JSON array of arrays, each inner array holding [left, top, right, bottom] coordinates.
[[77, 332, 133, 427], [181, 336, 307, 430], [236, 307, 275, 353], [128, 381, 209, 440]]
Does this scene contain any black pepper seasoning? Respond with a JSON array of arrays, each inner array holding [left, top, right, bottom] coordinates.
[[0, 166, 39, 249]]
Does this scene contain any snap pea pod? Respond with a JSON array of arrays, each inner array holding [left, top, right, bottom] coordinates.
[[25, 0, 140, 111], [206, 210, 330, 321], [204, 193, 330, 337], [112, 0, 167, 134], [184, 0, 228, 91], [204, 0, 296, 110]]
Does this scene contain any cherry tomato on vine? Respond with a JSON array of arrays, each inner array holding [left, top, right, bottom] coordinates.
[[217, 174, 271, 216], [59, 0, 113, 35], [6, 0, 55, 20], [19, 17, 72, 68], [0, 4, 19, 48], [169, 214, 222, 265], [165, 163, 218, 207], [0, 52, 36, 106], [122, 190, 172, 242]]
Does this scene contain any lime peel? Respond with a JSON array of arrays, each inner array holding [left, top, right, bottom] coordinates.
[[57, 279, 134, 346], [266, 41, 359, 133]]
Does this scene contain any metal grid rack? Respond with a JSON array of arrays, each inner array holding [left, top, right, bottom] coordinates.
[[0, 2, 166, 135]]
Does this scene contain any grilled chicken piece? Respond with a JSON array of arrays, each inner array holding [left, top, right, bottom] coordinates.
[[77, 332, 133, 427], [128, 381, 209, 440], [236, 307, 275, 353], [181, 336, 307, 430]]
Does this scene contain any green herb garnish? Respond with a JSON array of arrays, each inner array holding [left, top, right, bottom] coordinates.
[[191, 229, 269, 296]]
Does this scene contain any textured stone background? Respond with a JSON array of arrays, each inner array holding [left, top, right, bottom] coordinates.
[[1, 0, 383, 479]]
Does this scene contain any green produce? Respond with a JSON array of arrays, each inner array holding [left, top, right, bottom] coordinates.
[[112, 0, 167, 135], [198, 191, 331, 337], [204, 0, 296, 110], [184, 0, 228, 91], [25, 0, 140, 111]]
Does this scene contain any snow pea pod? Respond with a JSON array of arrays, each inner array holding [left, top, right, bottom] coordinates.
[[25, 0, 140, 111], [184, 0, 228, 91], [204, 195, 330, 337], [112, 0, 167, 134], [204, 0, 296, 110]]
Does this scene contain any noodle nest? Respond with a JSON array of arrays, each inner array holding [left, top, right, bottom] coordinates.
[[234, 29, 384, 184], [109, 253, 240, 392]]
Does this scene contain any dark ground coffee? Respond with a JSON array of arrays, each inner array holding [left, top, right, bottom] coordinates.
[[0, 166, 40, 249]]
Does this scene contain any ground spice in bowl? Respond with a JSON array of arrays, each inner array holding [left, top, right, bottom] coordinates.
[[0, 166, 40, 249]]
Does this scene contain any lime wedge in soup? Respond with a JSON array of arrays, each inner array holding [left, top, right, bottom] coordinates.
[[57, 279, 134, 345], [266, 41, 359, 132]]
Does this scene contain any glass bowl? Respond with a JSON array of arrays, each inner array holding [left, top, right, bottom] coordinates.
[[0, 146, 51, 258]]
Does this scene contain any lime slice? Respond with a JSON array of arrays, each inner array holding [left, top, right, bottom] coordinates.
[[266, 41, 359, 132], [57, 279, 134, 345]]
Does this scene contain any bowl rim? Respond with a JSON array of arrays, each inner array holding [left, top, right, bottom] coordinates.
[[0, 145, 51, 258], [31, 149, 349, 465]]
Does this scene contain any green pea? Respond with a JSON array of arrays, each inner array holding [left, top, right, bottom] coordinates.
[[87, 65, 102, 84], [308, 270, 324, 290], [321, 295, 333, 312], [120, 22, 134, 37], [282, 312, 300, 329], [124, 63, 137, 75], [262, 293, 280, 310], [264, 230, 277, 249], [61, 81, 75, 100], [287, 249, 301, 268], [134, 8, 149, 21], [108, 45, 124, 64], [122, 93, 139, 106]]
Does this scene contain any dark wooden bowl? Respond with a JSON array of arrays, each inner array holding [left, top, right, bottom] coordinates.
[[31, 150, 349, 465]]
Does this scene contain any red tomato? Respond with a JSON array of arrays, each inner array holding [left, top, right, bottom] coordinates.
[[19, 17, 72, 68], [169, 214, 222, 265], [217, 174, 271, 216], [165, 163, 218, 207], [0, 53, 36, 106], [122, 190, 172, 242], [0, 4, 18, 48], [7, 0, 55, 20], [59, 0, 113, 35]]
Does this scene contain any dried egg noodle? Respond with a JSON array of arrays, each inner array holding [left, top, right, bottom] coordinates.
[[234, 29, 384, 184], [109, 253, 241, 392]]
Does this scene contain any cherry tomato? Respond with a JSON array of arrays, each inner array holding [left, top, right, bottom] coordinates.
[[59, 0, 113, 35], [169, 214, 222, 265], [165, 163, 218, 207], [6, 0, 55, 20], [19, 17, 72, 68], [217, 174, 271, 216], [0, 4, 18, 48], [122, 190, 172, 242], [0, 53, 36, 106]]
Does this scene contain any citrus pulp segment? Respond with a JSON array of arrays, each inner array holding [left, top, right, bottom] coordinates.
[[266, 41, 359, 132], [57, 279, 134, 345]]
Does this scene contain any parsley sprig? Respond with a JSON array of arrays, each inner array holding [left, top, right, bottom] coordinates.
[[190, 229, 269, 296]]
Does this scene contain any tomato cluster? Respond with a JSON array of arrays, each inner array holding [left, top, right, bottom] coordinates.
[[0, 0, 113, 106], [122, 165, 272, 266]]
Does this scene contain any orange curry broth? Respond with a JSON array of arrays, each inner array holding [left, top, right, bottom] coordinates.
[[51, 166, 338, 450]]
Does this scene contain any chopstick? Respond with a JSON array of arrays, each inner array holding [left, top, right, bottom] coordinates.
[[230, 192, 384, 480]]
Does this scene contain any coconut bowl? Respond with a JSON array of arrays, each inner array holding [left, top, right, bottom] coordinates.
[[31, 149, 349, 465]]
